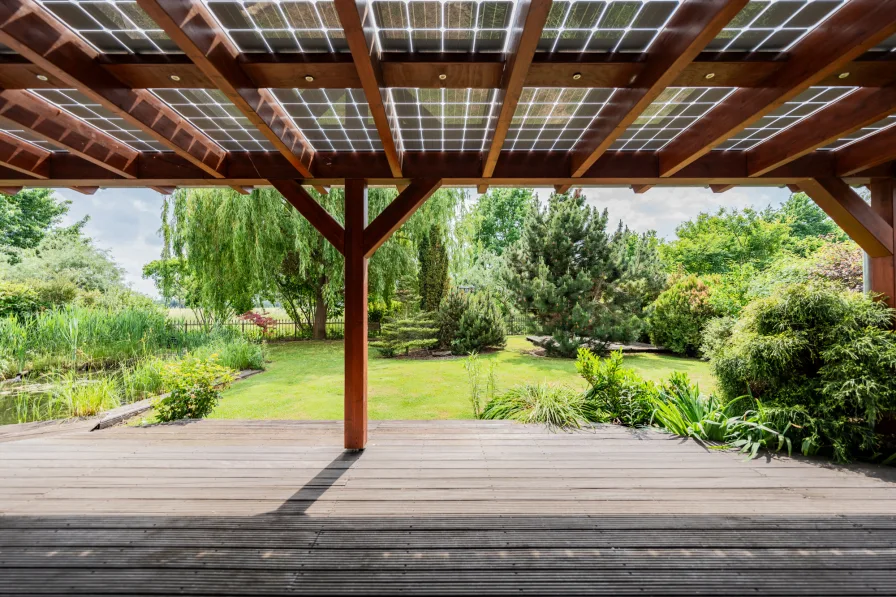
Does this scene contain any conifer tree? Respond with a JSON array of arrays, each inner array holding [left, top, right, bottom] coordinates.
[[418, 223, 449, 311]]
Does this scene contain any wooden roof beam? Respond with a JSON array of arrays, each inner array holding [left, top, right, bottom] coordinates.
[[0, 129, 50, 179], [0, 186, 22, 197], [137, 0, 316, 181], [0, 90, 138, 178], [836, 125, 896, 177], [631, 184, 653, 194], [569, 0, 748, 178], [747, 85, 896, 177], [479, 0, 553, 192], [333, 0, 402, 179], [710, 184, 735, 194], [801, 178, 894, 257], [659, 0, 896, 178], [0, 0, 227, 178]]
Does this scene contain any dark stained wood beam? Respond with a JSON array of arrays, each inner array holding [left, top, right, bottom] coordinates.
[[836, 125, 896, 177], [570, 0, 748, 178], [554, 184, 572, 194], [150, 186, 176, 195], [0, 186, 22, 196], [333, 0, 402, 178], [659, 0, 896, 178], [631, 184, 653, 194], [748, 86, 896, 177], [137, 0, 316, 179], [363, 179, 442, 258], [869, 180, 896, 307], [0, 0, 227, 178], [480, 0, 553, 187], [710, 184, 735, 194], [344, 178, 368, 450], [0, 129, 50, 179], [800, 178, 894, 257], [0, 90, 138, 178], [269, 179, 345, 254]]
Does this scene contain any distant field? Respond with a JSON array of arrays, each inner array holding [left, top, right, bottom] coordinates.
[[167, 307, 292, 322]]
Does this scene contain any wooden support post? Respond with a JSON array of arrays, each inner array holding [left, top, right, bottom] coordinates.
[[869, 180, 896, 308], [344, 179, 368, 450]]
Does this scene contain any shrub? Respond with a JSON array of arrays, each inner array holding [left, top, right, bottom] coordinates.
[[155, 355, 235, 422], [481, 383, 584, 428], [191, 336, 267, 371], [709, 283, 896, 462], [437, 289, 468, 348], [0, 281, 41, 319], [451, 292, 506, 355], [576, 348, 656, 426], [648, 275, 719, 356], [370, 312, 439, 357], [32, 279, 78, 309]]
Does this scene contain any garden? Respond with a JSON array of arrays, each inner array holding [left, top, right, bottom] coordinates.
[[2, 185, 895, 465]]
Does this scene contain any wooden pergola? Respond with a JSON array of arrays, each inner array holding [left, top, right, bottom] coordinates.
[[1, 0, 896, 449]]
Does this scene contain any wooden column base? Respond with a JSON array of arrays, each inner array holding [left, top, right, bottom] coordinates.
[[344, 179, 368, 450]]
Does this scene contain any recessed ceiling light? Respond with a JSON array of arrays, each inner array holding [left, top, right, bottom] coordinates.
[[705, 73, 715, 80], [838, 72, 850, 79], [36, 74, 49, 81], [170, 74, 181, 82], [572, 72, 582, 80], [438, 73, 447, 80], [305, 75, 314, 82]]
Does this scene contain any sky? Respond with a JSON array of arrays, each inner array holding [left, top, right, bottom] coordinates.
[[56, 185, 792, 298]]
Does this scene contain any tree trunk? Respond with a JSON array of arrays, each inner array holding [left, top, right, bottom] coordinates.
[[312, 283, 328, 340]]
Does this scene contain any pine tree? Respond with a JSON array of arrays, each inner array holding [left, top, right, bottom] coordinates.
[[370, 312, 439, 357], [418, 224, 449, 311]]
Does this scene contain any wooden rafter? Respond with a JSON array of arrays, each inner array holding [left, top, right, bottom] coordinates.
[[363, 179, 442, 258], [748, 85, 896, 177], [333, 0, 402, 178], [710, 184, 735, 194], [137, 0, 316, 180], [0, 0, 227, 178], [269, 179, 345, 254], [0, 129, 50, 179], [836, 125, 896, 177], [800, 178, 894, 257], [0, 90, 138, 178], [480, 0, 553, 191], [0, 186, 23, 197], [569, 0, 748, 178], [631, 185, 653, 194], [659, 0, 896, 178]]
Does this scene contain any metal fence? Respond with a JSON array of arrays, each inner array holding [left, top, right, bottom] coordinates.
[[179, 315, 535, 340]]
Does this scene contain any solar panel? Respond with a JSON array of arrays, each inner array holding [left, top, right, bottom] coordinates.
[[715, 86, 857, 151], [38, 1, 179, 53], [272, 88, 382, 151], [539, 0, 682, 53], [29, 88, 169, 151], [151, 88, 276, 151], [0, 126, 62, 153], [204, 0, 346, 52], [505, 87, 615, 151], [388, 88, 499, 151], [706, 0, 847, 53], [823, 115, 896, 151], [613, 87, 735, 151]]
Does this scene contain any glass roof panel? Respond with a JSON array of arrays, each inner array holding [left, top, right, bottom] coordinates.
[[151, 88, 274, 151], [388, 88, 499, 151], [706, 0, 848, 53], [0, 126, 63, 153], [29, 88, 169, 151], [613, 87, 735, 151], [505, 87, 615, 151], [822, 115, 896, 151], [715, 86, 857, 150], [539, 0, 682, 53], [272, 88, 381, 151], [38, 1, 180, 53]]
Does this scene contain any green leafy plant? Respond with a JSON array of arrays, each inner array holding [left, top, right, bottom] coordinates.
[[649, 372, 731, 442], [46, 373, 121, 418], [370, 312, 439, 357], [464, 352, 497, 418], [481, 383, 584, 428], [576, 348, 656, 426], [155, 355, 235, 422], [648, 275, 720, 356]]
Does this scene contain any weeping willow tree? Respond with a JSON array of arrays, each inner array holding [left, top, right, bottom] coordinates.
[[159, 186, 463, 338]]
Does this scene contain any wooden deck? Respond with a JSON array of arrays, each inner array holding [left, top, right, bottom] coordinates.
[[2, 419, 896, 595]]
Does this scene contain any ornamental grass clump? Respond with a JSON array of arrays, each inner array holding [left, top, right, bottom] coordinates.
[[155, 355, 235, 423], [481, 383, 584, 429]]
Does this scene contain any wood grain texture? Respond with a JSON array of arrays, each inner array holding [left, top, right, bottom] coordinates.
[[0, 129, 50, 179], [870, 180, 896, 307], [837, 125, 896, 177], [344, 179, 368, 450]]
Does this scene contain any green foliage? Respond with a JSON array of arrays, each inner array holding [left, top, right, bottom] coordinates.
[[649, 373, 732, 442], [809, 241, 863, 292], [370, 312, 439, 357], [0, 281, 41, 319], [648, 275, 719, 356], [155, 355, 235, 422], [451, 292, 506, 355], [776, 192, 846, 250], [463, 352, 497, 418], [47, 373, 121, 418], [190, 335, 267, 371], [576, 348, 656, 426], [0, 189, 70, 259], [471, 188, 535, 255], [481, 383, 584, 428], [418, 223, 449, 311], [504, 192, 647, 357], [437, 289, 468, 348], [709, 283, 896, 462]]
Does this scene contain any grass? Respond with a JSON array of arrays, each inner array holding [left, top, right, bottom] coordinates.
[[209, 336, 714, 420]]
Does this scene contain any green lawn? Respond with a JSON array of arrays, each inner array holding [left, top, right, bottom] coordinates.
[[208, 336, 714, 420]]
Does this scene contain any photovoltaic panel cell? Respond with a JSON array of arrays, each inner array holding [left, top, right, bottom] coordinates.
[[29, 88, 169, 151], [715, 86, 857, 151], [204, 0, 346, 52], [0, 127, 62, 153], [272, 88, 382, 151], [613, 87, 735, 151], [388, 88, 500, 150], [505, 87, 615, 151], [37, 1, 179, 53], [822, 115, 896, 151]]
